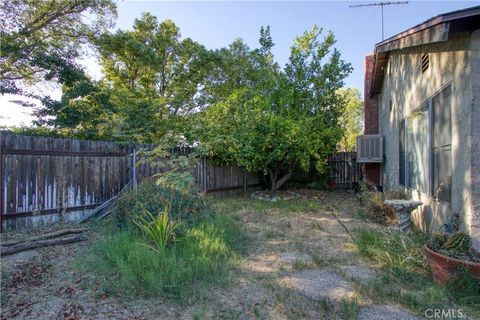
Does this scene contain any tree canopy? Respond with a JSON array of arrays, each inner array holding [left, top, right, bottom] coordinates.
[[0, 0, 117, 94], [2, 4, 358, 192], [195, 26, 352, 192], [337, 88, 364, 151]]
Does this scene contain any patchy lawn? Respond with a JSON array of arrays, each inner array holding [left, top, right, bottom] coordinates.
[[1, 189, 475, 319]]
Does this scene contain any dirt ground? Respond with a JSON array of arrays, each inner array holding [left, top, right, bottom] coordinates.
[[0, 189, 420, 319]]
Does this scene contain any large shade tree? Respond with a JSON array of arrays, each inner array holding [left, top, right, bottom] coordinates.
[[92, 13, 214, 142], [31, 13, 214, 142], [196, 26, 352, 193], [0, 0, 117, 94]]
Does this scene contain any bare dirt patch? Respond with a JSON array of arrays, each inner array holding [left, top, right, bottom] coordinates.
[[280, 269, 356, 302], [1, 189, 419, 319], [357, 304, 420, 320]]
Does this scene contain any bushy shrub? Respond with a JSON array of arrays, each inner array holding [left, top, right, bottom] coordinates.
[[114, 180, 213, 227], [354, 228, 480, 317]]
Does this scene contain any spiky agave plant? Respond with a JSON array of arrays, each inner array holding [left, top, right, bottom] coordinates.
[[134, 206, 182, 253], [443, 232, 472, 253]]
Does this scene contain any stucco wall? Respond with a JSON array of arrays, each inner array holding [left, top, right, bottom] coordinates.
[[470, 30, 480, 250], [377, 32, 479, 248]]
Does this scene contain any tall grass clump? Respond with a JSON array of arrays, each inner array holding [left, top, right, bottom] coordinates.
[[354, 228, 480, 318], [83, 214, 246, 300], [81, 181, 247, 301]]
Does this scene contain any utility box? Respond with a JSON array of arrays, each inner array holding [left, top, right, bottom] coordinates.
[[356, 135, 384, 163]]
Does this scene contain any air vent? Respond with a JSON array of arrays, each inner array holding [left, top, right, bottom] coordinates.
[[421, 53, 429, 73], [356, 135, 384, 163]]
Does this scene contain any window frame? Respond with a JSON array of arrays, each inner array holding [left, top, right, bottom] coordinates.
[[401, 82, 452, 203]]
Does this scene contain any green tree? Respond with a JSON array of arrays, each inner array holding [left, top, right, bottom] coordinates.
[[94, 13, 213, 142], [33, 75, 118, 140], [196, 26, 352, 193], [337, 88, 364, 151], [0, 0, 117, 94]]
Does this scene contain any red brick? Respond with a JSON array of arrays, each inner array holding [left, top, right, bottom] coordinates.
[[363, 54, 381, 186]]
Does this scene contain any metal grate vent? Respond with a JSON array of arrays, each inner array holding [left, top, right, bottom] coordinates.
[[421, 53, 429, 73], [356, 135, 384, 163]]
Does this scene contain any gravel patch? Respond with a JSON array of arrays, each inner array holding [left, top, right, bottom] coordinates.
[[281, 269, 355, 302], [339, 265, 376, 284], [358, 304, 420, 320], [250, 191, 300, 201]]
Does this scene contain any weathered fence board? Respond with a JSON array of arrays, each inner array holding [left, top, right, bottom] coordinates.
[[0, 135, 131, 228], [290, 152, 362, 189], [328, 152, 362, 189], [0, 134, 361, 229], [0, 134, 262, 229]]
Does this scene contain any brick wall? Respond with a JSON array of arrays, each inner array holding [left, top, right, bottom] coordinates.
[[364, 54, 379, 134], [363, 54, 381, 186]]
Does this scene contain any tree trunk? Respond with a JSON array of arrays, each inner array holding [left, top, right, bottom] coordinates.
[[274, 164, 293, 192], [267, 163, 293, 194], [267, 167, 278, 194]]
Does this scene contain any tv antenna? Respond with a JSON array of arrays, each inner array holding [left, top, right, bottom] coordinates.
[[349, 1, 409, 40]]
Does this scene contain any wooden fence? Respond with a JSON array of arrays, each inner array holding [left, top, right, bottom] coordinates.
[[0, 134, 261, 229], [0, 134, 359, 228], [327, 152, 362, 189], [290, 152, 362, 189]]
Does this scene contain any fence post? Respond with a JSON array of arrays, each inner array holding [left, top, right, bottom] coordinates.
[[201, 157, 207, 193], [243, 169, 247, 193], [132, 148, 137, 190]]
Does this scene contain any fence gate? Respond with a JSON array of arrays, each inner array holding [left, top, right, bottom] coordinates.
[[327, 152, 362, 189]]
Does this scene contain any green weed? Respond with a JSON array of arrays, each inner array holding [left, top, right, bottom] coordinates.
[[353, 228, 480, 318], [133, 207, 181, 253], [114, 181, 213, 227], [339, 298, 358, 320], [80, 214, 247, 302]]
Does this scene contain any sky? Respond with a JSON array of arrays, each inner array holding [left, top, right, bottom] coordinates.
[[1, 0, 478, 126]]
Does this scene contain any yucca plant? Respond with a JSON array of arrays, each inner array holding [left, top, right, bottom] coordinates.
[[134, 206, 182, 253]]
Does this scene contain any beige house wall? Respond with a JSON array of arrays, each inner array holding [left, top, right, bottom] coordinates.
[[377, 32, 480, 249]]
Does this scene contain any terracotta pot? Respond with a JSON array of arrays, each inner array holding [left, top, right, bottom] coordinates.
[[424, 245, 480, 286]]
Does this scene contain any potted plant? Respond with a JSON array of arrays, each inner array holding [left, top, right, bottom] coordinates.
[[425, 211, 480, 285], [327, 176, 336, 190]]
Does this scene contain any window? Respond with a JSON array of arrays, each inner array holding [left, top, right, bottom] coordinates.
[[399, 119, 406, 185], [432, 85, 452, 202], [407, 104, 430, 194], [403, 84, 452, 202]]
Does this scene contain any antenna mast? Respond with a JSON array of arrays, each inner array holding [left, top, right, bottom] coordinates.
[[349, 1, 408, 40]]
